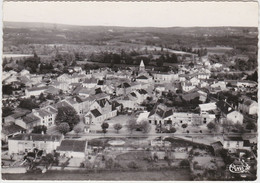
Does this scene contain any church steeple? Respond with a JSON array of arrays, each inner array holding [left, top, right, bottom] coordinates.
[[139, 60, 145, 72]]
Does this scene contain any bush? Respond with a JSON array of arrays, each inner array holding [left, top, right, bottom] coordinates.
[[170, 127, 176, 133], [127, 161, 138, 169], [179, 159, 190, 167], [194, 152, 200, 156]]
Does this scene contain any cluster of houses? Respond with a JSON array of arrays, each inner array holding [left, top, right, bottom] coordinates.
[[2, 58, 258, 161]]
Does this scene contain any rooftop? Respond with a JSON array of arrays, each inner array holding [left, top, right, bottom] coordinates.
[[91, 109, 102, 118], [223, 136, 243, 141], [57, 140, 87, 152], [2, 124, 25, 135], [22, 113, 41, 124]]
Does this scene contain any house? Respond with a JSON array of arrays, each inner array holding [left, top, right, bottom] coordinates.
[[73, 66, 83, 73], [25, 86, 49, 98], [32, 106, 58, 127], [238, 99, 258, 115], [136, 75, 151, 83], [128, 89, 149, 104], [56, 140, 88, 158], [190, 77, 200, 86], [16, 113, 41, 131], [57, 74, 70, 83], [237, 80, 257, 88], [182, 81, 196, 92], [82, 78, 97, 88], [148, 104, 214, 126], [44, 86, 60, 95], [199, 103, 217, 114], [50, 81, 69, 92], [1, 124, 25, 142], [3, 109, 30, 126], [30, 75, 43, 85], [84, 98, 118, 124], [19, 69, 30, 76], [223, 136, 244, 150], [58, 96, 93, 115], [137, 112, 150, 123], [8, 134, 63, 155], [211, 81, 227, 91], [152, 72, 178, 83], [75, 87, 95, 97], [117, 96, 146, 111], [57, 74, 79, 84], [116, 82, 132, 96], [19, 75, 33, 87], [226, 111, 244, 124]]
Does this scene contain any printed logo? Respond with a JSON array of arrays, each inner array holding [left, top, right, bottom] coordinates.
[[229, 159, 250, 174]]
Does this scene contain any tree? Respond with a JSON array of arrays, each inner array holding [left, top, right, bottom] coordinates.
[[182, 124, 188, 132], [42, 153, 54, 168], [140, 121, 151, 133], [55, 106, 80, 130], [234, 123, 245, 134], [58, 122, 70, 135], [73, 125, 82, 136], [39, 93, 46, 102], [179, 159, 190, 167], [2, 106, 14, 117], [113, 123, 122, 133], [126, 119, 137, 134], [169, 127, 176, 133], [19, 98, 39, 110], [246, 122, 256, 131], [127, 161, 138, 169], [32, 125, 47, 134], [207, 122, 216, 133], [101, 122, 109, 134]]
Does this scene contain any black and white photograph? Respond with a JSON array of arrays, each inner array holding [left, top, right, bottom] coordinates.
[[1, 1, 258, 181]]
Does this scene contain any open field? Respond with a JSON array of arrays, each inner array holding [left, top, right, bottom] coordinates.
[[2, 169, 192, 180]]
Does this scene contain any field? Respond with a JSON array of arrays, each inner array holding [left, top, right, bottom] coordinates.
[[2, 169, 192, 180]]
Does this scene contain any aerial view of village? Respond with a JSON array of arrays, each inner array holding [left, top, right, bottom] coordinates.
[[1, 1, 258, 181]]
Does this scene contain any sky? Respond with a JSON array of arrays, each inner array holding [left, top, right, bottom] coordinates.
[[3, 2, 259, 27]]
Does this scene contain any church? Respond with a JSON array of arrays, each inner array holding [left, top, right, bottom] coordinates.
[[135, 60, 153, 83]]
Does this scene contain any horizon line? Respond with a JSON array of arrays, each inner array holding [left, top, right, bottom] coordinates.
[[4, 21, 258, 29]]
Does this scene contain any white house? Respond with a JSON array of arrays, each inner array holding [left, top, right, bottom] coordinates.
[[227, 111, 244, 124], [32, 106, 58, 127], [238, 99, 258, 115], [237, 80, 257, 88], [199, 103, 217, 114], [25, 86, 49, 98], [8, 134, 63, 154], [223, 136, 244, 150], [182, 81, 196, 92], [211, 81, 227, 90], [82, 78, 97, 88], [20, 69, 30, 76], [84, 99, 118, 124]]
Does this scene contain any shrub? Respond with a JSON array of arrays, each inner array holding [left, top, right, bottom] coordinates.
[[179, 159, 190, 167], [128, 161, 138, 169]]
